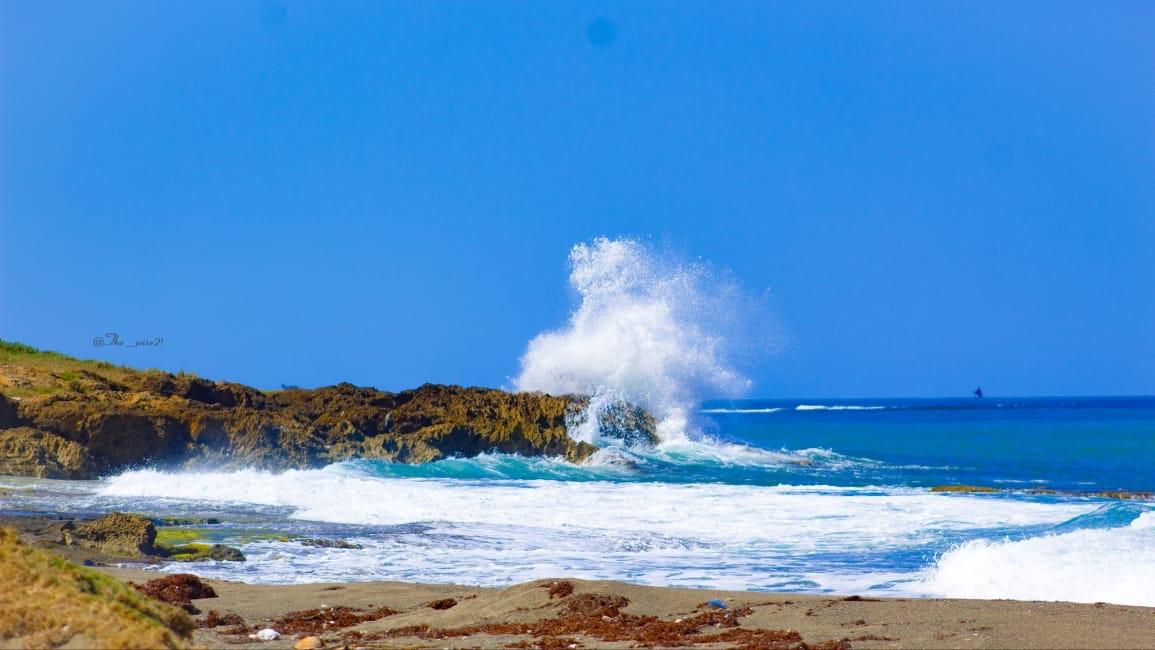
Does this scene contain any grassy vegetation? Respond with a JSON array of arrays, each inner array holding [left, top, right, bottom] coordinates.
[[0, 528, 192, 648], [0, 340, 123, 370], [0, 338, 137, 398]]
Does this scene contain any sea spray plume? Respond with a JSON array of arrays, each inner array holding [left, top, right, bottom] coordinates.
[[514, 237, 767, 443]]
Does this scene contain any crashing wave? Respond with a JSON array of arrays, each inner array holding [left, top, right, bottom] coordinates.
[[919, 510, 1155, 606], [513, 237, 773, 445]]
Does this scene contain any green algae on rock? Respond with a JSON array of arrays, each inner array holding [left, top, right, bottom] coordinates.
[[60, 512, 247, 562], [160, 543, 246, 562], [0, 340, 658, 479], [928, 485, 1000, 493]]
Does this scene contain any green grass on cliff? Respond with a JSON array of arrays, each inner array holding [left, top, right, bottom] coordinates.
[[0, 339, 139, 398], [0, 339, 127, 370]]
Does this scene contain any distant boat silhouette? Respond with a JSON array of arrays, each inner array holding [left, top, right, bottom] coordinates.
[[973, 386, 984, 398]]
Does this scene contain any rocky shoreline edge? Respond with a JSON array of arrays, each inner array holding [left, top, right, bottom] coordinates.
[[0, 340, 656, 480]]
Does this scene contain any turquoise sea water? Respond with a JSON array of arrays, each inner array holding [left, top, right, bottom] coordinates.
[[4, 395, 1154, 605]]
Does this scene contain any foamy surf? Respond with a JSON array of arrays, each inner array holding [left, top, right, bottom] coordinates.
[[920, 510, 1155, 606], [88, 463, 1103, 594]]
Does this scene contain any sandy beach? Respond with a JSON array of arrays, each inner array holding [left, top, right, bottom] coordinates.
[[4, 515, 1152, 650], [104, 566, 1155, 649]]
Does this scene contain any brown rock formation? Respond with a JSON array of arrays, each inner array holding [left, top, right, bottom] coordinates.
[[0, 341, 657, 479], [61, 512, 158, 557]]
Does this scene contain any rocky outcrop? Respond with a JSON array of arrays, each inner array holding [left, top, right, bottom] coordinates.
[[0, 345, 658, 479], [59, 512, 247, 562], [0, 427, 95, 478], [61, 512, 158, 557]]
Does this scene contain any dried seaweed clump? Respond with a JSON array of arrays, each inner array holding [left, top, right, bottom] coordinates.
[[274, 604, 398, 635], [132, 574, 217, 613], [545, 580, 575, 598], [363, 591, 851, 649]]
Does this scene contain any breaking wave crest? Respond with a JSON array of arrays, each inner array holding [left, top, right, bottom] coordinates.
[[920, 509, 1155, 606], [513, 237, 773, 444]]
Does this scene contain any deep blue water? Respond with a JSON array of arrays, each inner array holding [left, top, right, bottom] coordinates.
[[698, 396, 1155, 491]]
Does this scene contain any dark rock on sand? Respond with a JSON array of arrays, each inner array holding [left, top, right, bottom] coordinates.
[[0, 342, 659, 479]]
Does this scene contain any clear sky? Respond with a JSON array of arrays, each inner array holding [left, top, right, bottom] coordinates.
[[1, 1, 1152, 398]]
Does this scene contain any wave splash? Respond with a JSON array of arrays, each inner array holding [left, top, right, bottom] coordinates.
[[920, 508, 1155, 606], [513, 237, 770, 444]]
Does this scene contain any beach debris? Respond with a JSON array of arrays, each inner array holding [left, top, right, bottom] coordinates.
[[546, 580, 575, 598], [356, 595, 852, 649], [705, 598, 727, 609], [560, 593, 629, 617], [132, 573, 217, 613], [293, 636, 324, 649], [253, 628, 281, 641], [427, 598, 458, 610], [198, 610, 245, 629], [274, 605, 398, 635]]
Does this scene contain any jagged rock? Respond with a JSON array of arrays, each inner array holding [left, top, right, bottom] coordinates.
[[592, 399, 659, 447], [0, 343, 658, 479], [62, 512, 157, 557], [0, 394, 19, 427], [0, 427, 94, 479]]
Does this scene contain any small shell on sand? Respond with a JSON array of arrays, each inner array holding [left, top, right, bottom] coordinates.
[[251, 628, 281, 641]]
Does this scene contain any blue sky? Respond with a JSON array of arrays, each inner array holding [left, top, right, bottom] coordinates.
[[1, 1, 1151, 397]]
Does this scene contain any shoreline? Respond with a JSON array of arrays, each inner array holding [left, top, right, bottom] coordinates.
[[70, 564, 1155, 649], [3, 514, 1154, 649]]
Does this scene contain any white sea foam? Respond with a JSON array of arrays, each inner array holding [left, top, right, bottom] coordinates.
[[700, 407, 785, 414], [920, 512, 1155, 606], [101, 467, 1086, 538], [513, 237, 772, 443], [794, 405, 887, 411], [98, 467, 1094, 590]]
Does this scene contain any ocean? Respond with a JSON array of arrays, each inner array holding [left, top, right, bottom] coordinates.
[[4, 395, 1154, 606]]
